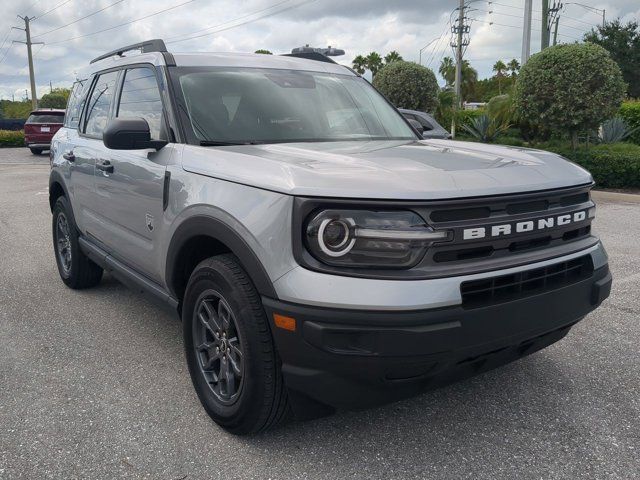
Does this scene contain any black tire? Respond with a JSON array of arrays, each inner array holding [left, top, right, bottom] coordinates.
[[52, 196, 103, 289], [183, 254, 289, 434], [30, 148, 43, 155]]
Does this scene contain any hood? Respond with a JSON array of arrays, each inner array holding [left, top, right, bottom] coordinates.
[[181, 139, 593, 200]]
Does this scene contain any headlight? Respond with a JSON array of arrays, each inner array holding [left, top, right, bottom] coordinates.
[[305, 209, 450, 268]]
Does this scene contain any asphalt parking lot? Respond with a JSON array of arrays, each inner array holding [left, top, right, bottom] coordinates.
[[0, 147, 638, 479]]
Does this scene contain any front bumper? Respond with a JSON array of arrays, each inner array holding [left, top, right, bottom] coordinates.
[[263, 257, 611, 417]]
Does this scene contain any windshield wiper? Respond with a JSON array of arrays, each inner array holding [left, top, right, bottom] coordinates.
[[199, 140, 253, 146]]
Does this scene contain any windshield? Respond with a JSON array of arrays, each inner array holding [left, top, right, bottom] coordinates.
[[174, 67, 416, 144]]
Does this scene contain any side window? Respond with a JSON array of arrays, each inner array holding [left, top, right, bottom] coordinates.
[[417, 115, 434, 131], [64, 78, 90, 129], [84, 70, 119, 137], [117, 67, 164, 140]]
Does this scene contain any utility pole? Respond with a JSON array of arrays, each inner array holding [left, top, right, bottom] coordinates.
[[15, 15, 43, 110], [454, 0, 465, 109], [522, 0, 533, 64], [541, 0, 550, 50], [451, 0, 469, 138], [553, 16, 560, 45]]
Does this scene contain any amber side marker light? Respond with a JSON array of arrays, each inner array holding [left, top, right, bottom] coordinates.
[[273, 313, 296, 332]]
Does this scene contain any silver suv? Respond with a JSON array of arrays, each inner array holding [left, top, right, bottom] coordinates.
[[49, 39, 612, 434]]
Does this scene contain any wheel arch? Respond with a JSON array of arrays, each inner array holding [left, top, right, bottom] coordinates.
[[49, 170, 69, 213], [166, 215, 278, 305]]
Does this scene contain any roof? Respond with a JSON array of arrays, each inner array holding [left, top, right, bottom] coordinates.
[[87, 43, 354, 76]]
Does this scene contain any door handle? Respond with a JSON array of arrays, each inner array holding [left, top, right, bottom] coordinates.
[[96, 160, 114, 173], [62, 150, 75, 162]]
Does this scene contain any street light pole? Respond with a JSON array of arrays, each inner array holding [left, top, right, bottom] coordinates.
[[522, 0, 533, 64]]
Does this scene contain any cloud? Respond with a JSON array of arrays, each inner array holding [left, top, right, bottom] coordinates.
[[0, 0, 636, 101]]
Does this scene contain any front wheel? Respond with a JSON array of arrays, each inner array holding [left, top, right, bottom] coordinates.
[[183, 254, 289, 434], [30, 148, 43, 155]]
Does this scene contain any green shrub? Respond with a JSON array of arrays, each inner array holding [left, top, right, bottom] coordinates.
[[0, 130, 24, 147], [462, 114, 509, 142], [542, 142, 640, 189], [514, 43, 626, 147], [619, 101, 640, 144], [373, 61, 439, 113]]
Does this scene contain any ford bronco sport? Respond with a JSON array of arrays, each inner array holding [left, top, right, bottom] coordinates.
[[49, 39, 612, 434]]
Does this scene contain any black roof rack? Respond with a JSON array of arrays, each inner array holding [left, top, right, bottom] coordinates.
[[90, 39, 167, 64], [283, 52, 337, 64]]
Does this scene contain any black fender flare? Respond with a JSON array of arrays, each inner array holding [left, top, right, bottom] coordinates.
[[49, 169, 71, 212], [165, 215, 278, 300]]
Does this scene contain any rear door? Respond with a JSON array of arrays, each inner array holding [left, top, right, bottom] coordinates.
[[92, 65, 174, 282]]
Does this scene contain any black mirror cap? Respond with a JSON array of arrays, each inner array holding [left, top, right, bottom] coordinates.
[[103, 118, 167, 150], [407, 118, 425, 134]]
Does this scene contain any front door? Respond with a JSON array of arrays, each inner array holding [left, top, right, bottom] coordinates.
[[92, 66, 173, 283]]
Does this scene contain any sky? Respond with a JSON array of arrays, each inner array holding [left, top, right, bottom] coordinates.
[[0, 0, 638, 101]]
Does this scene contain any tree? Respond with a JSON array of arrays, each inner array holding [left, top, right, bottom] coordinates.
[[39, 88, 70, 109], [492, 60, 508, 94], [438, 57, 477, 101], [351, 54, 367, 75], [507, 58, 520, 77], [438, 57, 455, 86], [254, 49, 272, 54], [372, 61, 439, 113], [513, 43, 626, 148], [384, 51, 403, 64], [584, 20, 640, 98], [365, 52, 384, 78]]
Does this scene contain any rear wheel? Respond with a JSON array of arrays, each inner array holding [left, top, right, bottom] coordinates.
[[52, 196, 103, 289], [183, 254, 289, 434], [30, 148, 42, 155]]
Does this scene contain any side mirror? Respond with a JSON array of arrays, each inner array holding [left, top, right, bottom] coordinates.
[[407, 118, 425, 134], [103, 118, 167, 150]]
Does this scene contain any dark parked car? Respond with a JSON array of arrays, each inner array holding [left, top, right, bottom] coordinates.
[[24, 109, 65, 154], [399, 108, 451, 139]]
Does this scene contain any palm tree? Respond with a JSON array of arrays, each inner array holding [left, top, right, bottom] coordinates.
[[366, 52, 384, 78], [461, 61, 478, 101], [507, 58, 520, 77], [384, 51, 403, 64], [439, 57, 456, 86], [493, 60, 508, 93], [439, 57, 478, 101], [352, 55, 367, 75]]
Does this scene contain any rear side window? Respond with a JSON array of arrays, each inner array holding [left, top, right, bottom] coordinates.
[[26, 114, 64, 124], [64, 78, 90, 129], [84, 70, 119, 137], [117, 67, 164, 140]]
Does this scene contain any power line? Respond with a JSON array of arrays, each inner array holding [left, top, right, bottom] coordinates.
[[469, 16, 581, 41], [46, 0, 196, 45], [164, 0, 292, 42], [34, 0, 74, 21], [32, 0, 125, 39], [166, 0, 316, 45]]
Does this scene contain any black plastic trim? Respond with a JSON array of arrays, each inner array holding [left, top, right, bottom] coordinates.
[[79, 236, 179, 311], [165, 215, 277, 299], [90, 39, 167, 64]]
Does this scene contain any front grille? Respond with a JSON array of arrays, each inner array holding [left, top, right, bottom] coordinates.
[[422, 185, 595, 268], [460, 255, 594, 309]]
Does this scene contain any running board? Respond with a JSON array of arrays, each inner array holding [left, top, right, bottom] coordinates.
[[78, 237, 179, 312]]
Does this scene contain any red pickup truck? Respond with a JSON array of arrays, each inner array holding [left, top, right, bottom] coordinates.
[[24, 109, 65, 154]]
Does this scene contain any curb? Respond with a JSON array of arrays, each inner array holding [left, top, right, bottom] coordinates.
[[592, 190, 640, 204]]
